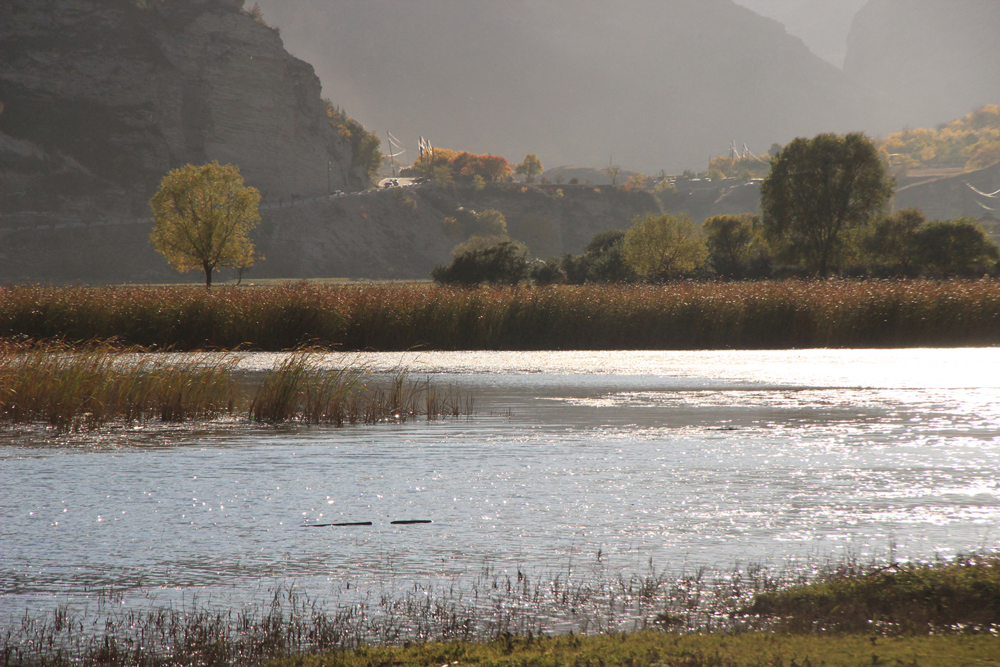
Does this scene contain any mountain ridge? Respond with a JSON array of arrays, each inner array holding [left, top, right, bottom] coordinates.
[[254, 0, 893, 174]]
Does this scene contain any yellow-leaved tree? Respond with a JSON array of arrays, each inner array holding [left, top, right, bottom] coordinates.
[[623, 212, 708, 280], [150, 162, 261, 287]]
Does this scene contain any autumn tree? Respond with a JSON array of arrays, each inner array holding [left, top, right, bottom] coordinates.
[[622, 212, 707, 280], [150, 162, 261, 288], [515, 154, 544, 183], [761, 133, 894, 277], [325, 100, 382, 185], [878, 104, 1000, 172], [606, 165, 622, 186], [414, 149, 511, 184]]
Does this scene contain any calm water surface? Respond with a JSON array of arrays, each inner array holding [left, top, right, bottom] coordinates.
[[2, 349, 999, 621]]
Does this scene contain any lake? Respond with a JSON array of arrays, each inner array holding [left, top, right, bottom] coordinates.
[[2, 348, 999, 631]]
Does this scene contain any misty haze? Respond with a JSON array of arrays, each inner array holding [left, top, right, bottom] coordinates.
[[2, 1, 1000, 665]]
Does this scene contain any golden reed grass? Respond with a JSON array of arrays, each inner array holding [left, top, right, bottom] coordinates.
[[0, 280, 998, 351], [0, 345, 463, 431]]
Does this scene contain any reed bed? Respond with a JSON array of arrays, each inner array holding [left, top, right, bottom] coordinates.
[[0, 346, 464, 431], [4, 554, 998, 667], [1, 280, 998, 351]]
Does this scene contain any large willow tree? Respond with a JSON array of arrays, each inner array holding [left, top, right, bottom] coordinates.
[[761, 133, 894, 277], [150, 162, 261, 287]]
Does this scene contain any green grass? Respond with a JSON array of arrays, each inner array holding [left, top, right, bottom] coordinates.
[[1, 280, 1000, 351], [747, 554, 1000, 635], [267, 633, 1000, 667]]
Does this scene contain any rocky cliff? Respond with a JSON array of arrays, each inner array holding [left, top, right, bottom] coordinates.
[[253, 0, 893, 175], [844, 0, 1000, 128], [731, 0, 868, 66], [0, 0, 368, 228]]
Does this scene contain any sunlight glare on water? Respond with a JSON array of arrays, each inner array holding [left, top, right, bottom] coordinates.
[[1, 348, 999, 621]]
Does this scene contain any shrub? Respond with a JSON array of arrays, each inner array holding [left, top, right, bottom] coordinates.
[[913, 218, 1000, 277], [560, 230, 636, 285], [529, 258, 566, 286], [431, 239, 529, 286]]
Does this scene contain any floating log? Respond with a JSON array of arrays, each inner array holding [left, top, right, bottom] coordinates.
[[306, 521, 373, 527], [390, 520, 432, 525]]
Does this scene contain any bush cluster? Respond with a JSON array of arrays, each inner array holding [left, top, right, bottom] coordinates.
[[433, 211, 998, 287]]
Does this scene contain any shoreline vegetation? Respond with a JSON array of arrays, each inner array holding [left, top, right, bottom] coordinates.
[[3, 555, 998, 667], [0, 347, 466, 431], [1, 281, 999, 351]]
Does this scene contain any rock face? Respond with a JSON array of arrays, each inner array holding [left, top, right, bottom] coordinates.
[[731, 0, 868, 66], [844, 0, 1000, 128], [0, 0, 367, 227], [253, 0, 892, 175]]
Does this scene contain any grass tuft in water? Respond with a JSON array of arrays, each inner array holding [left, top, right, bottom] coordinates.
[[0, 345, 466, 432], [0, 343, 240, 430]]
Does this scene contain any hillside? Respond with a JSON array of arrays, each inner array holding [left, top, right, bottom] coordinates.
[[0, 0, 369, 228], [880, 105, 1000, 173], [0, 183, 666, 283], [844, 0, 1000, 130], [253, 0, 892, 175]]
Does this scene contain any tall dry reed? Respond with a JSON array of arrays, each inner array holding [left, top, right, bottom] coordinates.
[[0, 280, 998, 351], [0, 346, 464, 431], [0, 344, 239, 430]]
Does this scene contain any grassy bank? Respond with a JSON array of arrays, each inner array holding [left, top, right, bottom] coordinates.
[[748, 554, 1000, 634], [5, 555, 1000, 667], [269, 633, 999, 667], [0, 346, 464, 431], [1, 280, 999, 351]]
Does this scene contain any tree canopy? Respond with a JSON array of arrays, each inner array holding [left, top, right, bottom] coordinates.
[[760, 132, 894, 277], [149, 162, 261, 287], [879, 104, 1000, 173], [414, 149, 512, 184], [703, 214, 758, 279], [622, 212, 707, 280], [515, 154, 544, 182]]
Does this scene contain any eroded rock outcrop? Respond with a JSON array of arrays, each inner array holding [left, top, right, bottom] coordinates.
[[0, 0, 367, 228]]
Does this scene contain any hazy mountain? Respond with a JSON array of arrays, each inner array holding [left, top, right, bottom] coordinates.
[[254, 0, 891, 174], [845, 0, 1000, 129], [730, 0, 868, 66]]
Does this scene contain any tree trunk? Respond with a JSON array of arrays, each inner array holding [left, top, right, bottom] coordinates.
[[204, 262, 213, 288]]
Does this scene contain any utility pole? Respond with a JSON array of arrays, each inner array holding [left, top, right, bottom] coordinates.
[[387, 131, 396, 177]]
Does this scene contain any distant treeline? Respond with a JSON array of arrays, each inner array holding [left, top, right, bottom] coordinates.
[[1, 281, 998, 351]]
